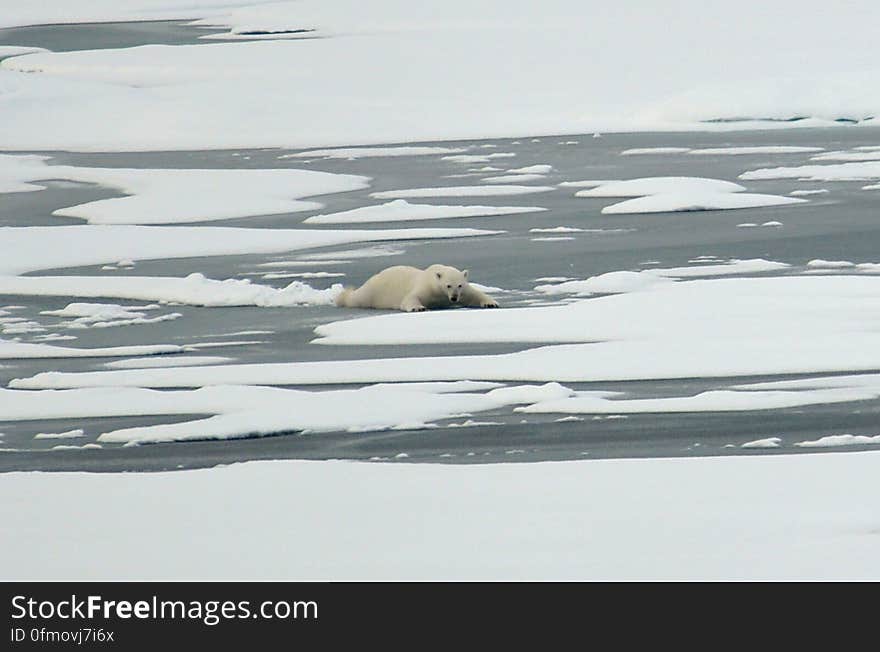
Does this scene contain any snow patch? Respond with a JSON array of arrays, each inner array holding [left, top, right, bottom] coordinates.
[[1, 274, 344, 307], [601, 192, 805, 215], [688, 146, 823, 155], [740, 161, 880, 182], [0, 339, 183, 360], [34, 429, 85, 440], [482, 174, 548, 184], [0, 225, 498, 276], [741, 437, 782, 448], [17, 276, 880, 387], [576, 177, 746, 198], [104, 356, 233, 370], [621, 147, 691, 155], [280, 146, 468, 159], [371, 186, 553, 199], [0, 154, 370, 225], [795, 434, 880, 448], [303, 199, 545, 224]]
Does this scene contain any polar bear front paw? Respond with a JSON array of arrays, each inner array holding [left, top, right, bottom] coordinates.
[[481, 299, 499, 308]]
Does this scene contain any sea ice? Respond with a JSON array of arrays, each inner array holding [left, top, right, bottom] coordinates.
[[2, 451, 880, 580], [809, 150, 880, 162], [789, 189, 828, 196], [280, 146, 468, 159], [104, 356, 233, 370], [0, 154, 370, 225], [34, 429, 86, 440], [576, 177, 746, 198], [688, 146, 823, 155], [0, 225, 499, 276], [741, 438, 782, 448], [795, 434, 880, 448], [482, 174, 548, 184], [441, 153, 517, 164], [601, 192, 804, 215], [0, 382, 575, 444], [740, 161, 880, 182], [0, 274, 344, 307], [558, 180, 621, 188], [620, 147, 691, 155], [507, 165, 553, 174], [371, 186, 554, 199], [15, 276, 880, 387], [303, 199, 545, 224], [535, 260, 789, 295], [0, 339, 182, 360], [2, 1, 879, 152], [529, 227, 588, 233]]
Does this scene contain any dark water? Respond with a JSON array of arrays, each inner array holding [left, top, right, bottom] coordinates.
[[0, 20, 228, 53], [2, 22, 880, 472]]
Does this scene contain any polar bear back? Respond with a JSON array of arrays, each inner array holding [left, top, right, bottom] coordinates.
[[341, 265, 425, 310]]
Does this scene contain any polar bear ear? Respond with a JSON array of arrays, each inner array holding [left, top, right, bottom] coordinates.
[[463, 269, 469, 278], [435, 271, 443, 279]]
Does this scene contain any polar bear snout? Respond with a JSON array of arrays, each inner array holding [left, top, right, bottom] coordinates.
[[442, 282, 463, 303]]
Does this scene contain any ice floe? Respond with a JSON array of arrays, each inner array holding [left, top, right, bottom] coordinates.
[[535, 260, 789, 296], [535, 271, 672, 296], [34, 429, 85, 440], [688, 146, 823, 155], [789, 189, 828, 196], [601, 192, 804, 215], [2, 2, 879, 152], [482, 174, 548, 184], [0, 46, 49, 59], [15, 276, 880, 387], [507, 165, 553, 174], [809, 150, 880, 162], [0, 339, 182, 360], [303, 199, 545, 224], [0, 1, 263, 30], [0, 274, 344, 307], [516, 384, 877, 415], [104, 356, 233, 370], [529, 227, 588, 233], [3, 451, 880, 580], [0, 225, 499, 276], [574, 175, 802, 214], [0, 382, 574, 444], [0, 154, 370, 225], [575, 177, 746, 198], [741, 438, 782, 449], [371, 186, 554, 199], [558, 180, 621, 188], [740, 161, 880, 182], [281, 146, 468, 159], [620, 147, 691, 155], [807, 259, 856, 269], [795, 434, 880, 448], [441, 153, 517, 164]]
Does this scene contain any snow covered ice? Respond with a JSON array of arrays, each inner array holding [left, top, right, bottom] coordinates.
[[2, 1, 880, 582]]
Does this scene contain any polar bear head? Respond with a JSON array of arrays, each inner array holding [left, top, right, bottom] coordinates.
[[429, 264, 469, 303]]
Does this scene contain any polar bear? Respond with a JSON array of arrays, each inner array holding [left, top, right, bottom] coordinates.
[[335, 264, 499, 312]]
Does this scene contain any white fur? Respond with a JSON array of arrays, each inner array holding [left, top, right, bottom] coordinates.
[[335, 264, 499, 312]]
